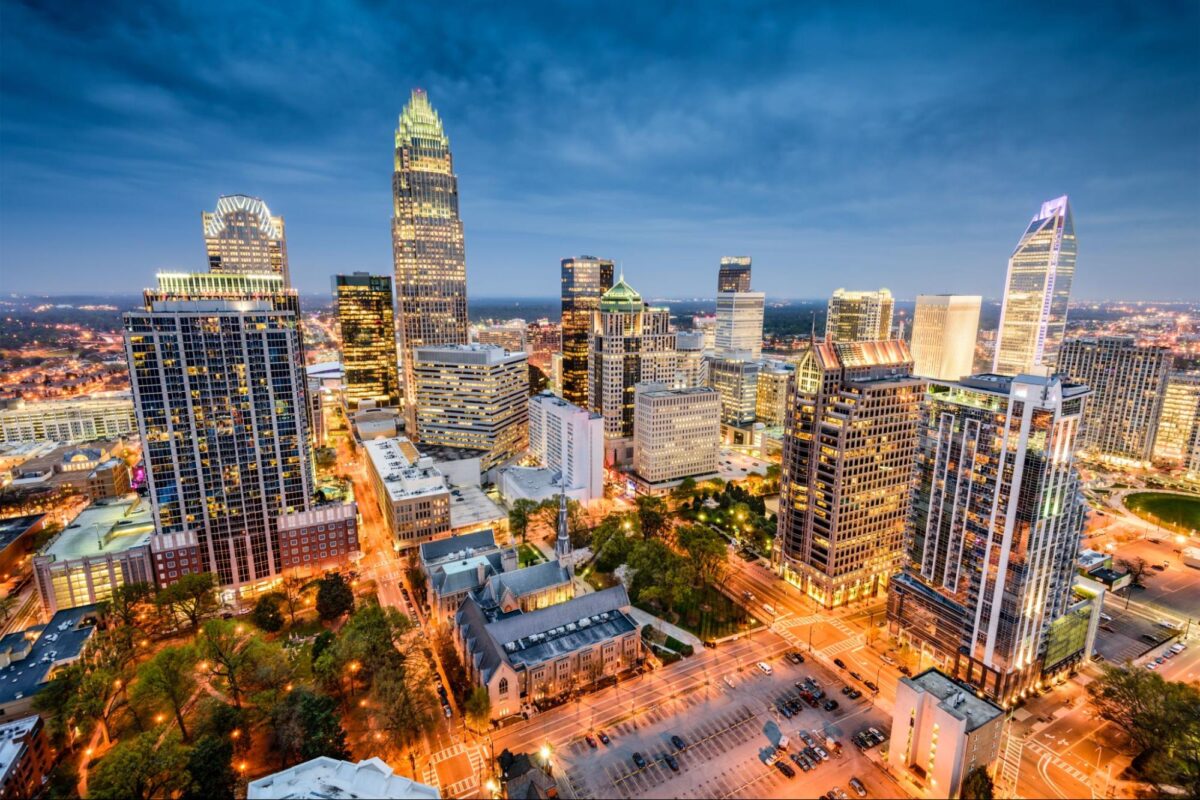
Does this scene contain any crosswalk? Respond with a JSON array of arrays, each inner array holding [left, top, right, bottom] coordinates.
[[1026, 739, 1092, 787], [423, 741, 486, 799], [997, 726, 1023, 795]]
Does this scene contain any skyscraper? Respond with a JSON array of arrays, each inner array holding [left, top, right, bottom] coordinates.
[[412, 344, 528, 470], [392, 88, 469, 436], [776, 340, 924, 608], [632, 384, 721, 490], [1057, 337, 1171, 466], [755, 360, 792, 427], [203, 195, 289, 283], [717, 256, 752, 293], [707, 357, 760, 427], [910, 294, 982, 381], [993, 196, 1077, 375], [528, 392, 604, 503], [887, 374, 1091, 703], [334, 273, 400, 409], [589, 276, 676, 455], [1154, 372, 1200, 469], [561, 256, 615, 407], [673, 330, 709, 389], [826, 288, 894, 343]]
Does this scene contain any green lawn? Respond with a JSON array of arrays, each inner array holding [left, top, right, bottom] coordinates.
[[517, 542, 546, 567], [1124, 492, 1200, 534], [636, 583, 759, 642]]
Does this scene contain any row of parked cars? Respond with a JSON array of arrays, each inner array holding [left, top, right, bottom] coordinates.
[[1146, 640, 1188, 670], [853, 727, 886, 750], [623, 733, 688, 774]]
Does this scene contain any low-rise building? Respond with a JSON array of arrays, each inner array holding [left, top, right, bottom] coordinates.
[[472, 560, 574, 616], [455, 585, 642, 720], [0, 715, 52, 800], [420, 530, 514, 621], [0, 605, 100, 718], [887, 669, 1004, 799], [248, 756, 439, 799], [275, 503, 360, 576], [364, 437, 451, 551], [0, 395, 137, 446], [34, 496, 155, 616], [0, 515, 47, 585]]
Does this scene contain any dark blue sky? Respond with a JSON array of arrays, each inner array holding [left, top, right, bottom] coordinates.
[[2, 2, 1197, 300]]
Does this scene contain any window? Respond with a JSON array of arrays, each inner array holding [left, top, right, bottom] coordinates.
[[498, 678, 509, 696]]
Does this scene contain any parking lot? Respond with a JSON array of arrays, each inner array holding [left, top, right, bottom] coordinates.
[[557, 652, 902, 799]]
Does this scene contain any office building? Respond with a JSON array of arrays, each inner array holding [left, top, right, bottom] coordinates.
[[392, 89, 469, 436], [887, 669, 1004, 799], [826, 289, 894, 343], [124, 280, 319, 593], [364, 437, 452, 551], [717, 256, 753, 293], [693, 314, 718, 353], [673, 330, 709, 388], [524, 319, 561, 372], [476, 321, 528, 355], [0, 515, 47, 584], [755, 361, 792, 427], [910, 295, 982, 381], [777, 340, 924, 608], [887, 374, 1091, 703], [334, 273, 400, 409], [715, 293, 765, 360], [632, 384, 720, 492], [248, 756, 439, 800], [993, 196, 1077, 375], [1155, 372, 1200, 468], [589, 276, 677, 454], [561, 256, 615, 407], [1058, 337, 1171, 467], [0, 715, 53, 800], [707, 357, 760, 427], [33, 495, 155, 617], [0, 605, 99, 718], [203, 194, 289, 283], [412, 344, 528, 470], [0, 396, 137, 446], [455, 585, 642, 720], [527, 392, 603, 502]]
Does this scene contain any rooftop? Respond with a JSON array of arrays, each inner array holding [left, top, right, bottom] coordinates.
[[0, 515, 44, 552], [42, 496, 153, 561], [0, 716, 40, 786], [903, 668, 1003, 732], [248, 755, 439, 800], [418, 443, 489, 463], [419, 528, 497, 566], [449, 485, 506, 531], [363, 438, 448, 502], [0, 605, 100, 709], [413, 343, 526, 366]]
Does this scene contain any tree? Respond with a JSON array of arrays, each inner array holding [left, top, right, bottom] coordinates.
[[0, 593, 17, 623], [314, 447, 337, 469], [671, 477, 698, 508], [251, 595, 284, 633], [677, 524, 728, 585], [269, 688, 350, 768], [567, 499, 590, 549], [275, 574, 314, 626], [104, 582, 154, 628], [1116, 556, 1153, 609], [465, 686, 492, 732], [183, 734, 236, 800], [960, 765, 995, 800], [337, 600, 415, 676], [372, 660, 438, 748], [88, 731, 193, 800], [508, 499, 539, 544], [311, 630, 336, 663], [32, 663, 84, 748], [133, 644, 197, 741], [155, 573, 218, 632], [635, 495, 669, 540], [315, 573, 355, 621], [197, 619, 257, 707]]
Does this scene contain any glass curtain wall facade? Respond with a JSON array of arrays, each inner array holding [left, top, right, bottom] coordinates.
[[826, 289, 894, 343], [561, 256, 615, 407], [910, 295, 982, 381], [717, 256, 752, 293], [392, 88, 469, 436], [334, 273, 401, 409], [993, 196, 1077, 375], [1154, 372, 1200, 467], [203, 195, 289, 284]]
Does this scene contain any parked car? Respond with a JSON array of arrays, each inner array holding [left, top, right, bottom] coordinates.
[[868, 727, 884, 742], [814, 745, 829, 761], [633, 752, 647, 769], [1157, 619, 1180, 629], [757, 661, 773, 675], [1147, 662, 1159, 670], [585, 735, 597, 748], [880, 654, 896, 665], [799, 731, 814, 746], [864, 680, 878, 692], [788, 651, 806, 664], [671, 734, 686, 750], [898, 666, 912, 676], [598, 731, 611, 745], [848, 689, 863, 700], [841, 685, 852, 695], [778, 704, 793, 719], [849, 671, 863, 681], [834, 658, 846, 669], [1151, 564, 1166, 572], [664, 754, 679, 772], [1099, 613, 1113, 623], [775, 761, 796, 778], [823, 699, 839, 712], [849, 776, 867, 797]]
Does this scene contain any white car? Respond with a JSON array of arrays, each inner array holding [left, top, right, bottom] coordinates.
[[1099, 613, 1113, 623], [757, 661, 773, 676], [1171, 643, 1186, 653], [1157, 619, 1180, 629], [1146, 662, 1159, 670], [763, 603, 776, 616], [723, 675, 737, 689]]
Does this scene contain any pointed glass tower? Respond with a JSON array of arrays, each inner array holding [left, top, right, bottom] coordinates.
[[993, 196, 1077, 375], [392, 88, 469, 436]]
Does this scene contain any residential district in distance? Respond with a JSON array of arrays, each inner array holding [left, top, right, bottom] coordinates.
[[0, 88, 1197, 800]]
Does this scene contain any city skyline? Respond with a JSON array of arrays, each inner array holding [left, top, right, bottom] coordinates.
[[2, 4, 1198, 301]]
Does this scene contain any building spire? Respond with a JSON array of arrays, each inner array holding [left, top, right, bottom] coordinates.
[[555, 476, 572, 574]]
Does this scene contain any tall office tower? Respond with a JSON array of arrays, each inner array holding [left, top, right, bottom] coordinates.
[[717, 256, 752, 293], [910, 295, 982, 381], [1154, 372, 1200, 467], [673, 331, 709, 388], [589, 276, 676, 444], [124, 289, 314, 590], [561, 256, 615, 407], [334, 273, 400, 409], [392, 88, 469, 436], [528, 392, 604, 502], [993, 196, 1077, 375], [148, 270, 298, 314], [707, 357, 760, 427], [525, 320, 561, 372], [412, 344, 528, 470], [776, 340, 923, 608], [887, 374, 1091, 703], [1057, 337, 1171, 466], [715, 293, 765, 359], [203, 195, 289, 283], [826, 289, 894, 343], [632, 384, 721, 489], [755, 360, 792, 427]]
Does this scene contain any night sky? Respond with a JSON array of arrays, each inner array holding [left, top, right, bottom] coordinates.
[[1, 1, 1197, 300]]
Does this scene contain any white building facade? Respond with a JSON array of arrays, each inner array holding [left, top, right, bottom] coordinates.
[[527, 392, 604, 502], [910, 295, 982, 381]]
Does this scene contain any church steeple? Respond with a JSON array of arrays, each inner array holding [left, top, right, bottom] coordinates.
[[555, 478, 573, 574]]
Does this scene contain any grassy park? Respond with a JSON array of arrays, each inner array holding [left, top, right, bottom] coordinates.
[[1124, 492, 1200, 535]]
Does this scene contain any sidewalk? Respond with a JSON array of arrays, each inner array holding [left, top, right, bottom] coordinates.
[[627, 606, 703, 648]]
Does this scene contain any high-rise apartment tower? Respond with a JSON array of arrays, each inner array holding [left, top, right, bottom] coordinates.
[[203, 195, 289, 284], [334, 273, 401, 409]]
